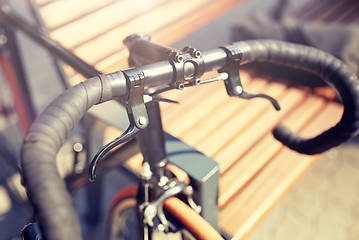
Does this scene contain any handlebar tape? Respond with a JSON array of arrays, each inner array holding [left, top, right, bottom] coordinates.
[[21, 75, 114, 240], [244, 40, 359, 154]]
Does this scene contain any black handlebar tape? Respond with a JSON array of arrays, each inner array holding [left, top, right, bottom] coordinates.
[[243, 40, 359, 154], [21, 75, 114, 240]]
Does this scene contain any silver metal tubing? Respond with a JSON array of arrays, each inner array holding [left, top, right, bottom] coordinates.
[[202, 48, 227, 71], [136, 61, 174, 88], [108, 42, 249, 96]]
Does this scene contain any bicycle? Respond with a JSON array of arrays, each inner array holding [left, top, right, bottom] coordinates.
[[21, 33, 359, 240]]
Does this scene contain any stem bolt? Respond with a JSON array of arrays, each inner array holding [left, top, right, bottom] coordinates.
[[177, 83, 184, 90], [158, 224, 165, 232], [193, 50, 201, 58], [175, 55, 183, 63]]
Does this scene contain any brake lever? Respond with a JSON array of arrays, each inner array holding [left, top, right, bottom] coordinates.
[[89, 114, 140, 181], [236, 90, 281, 110], [89, 69, 150, 181], [219, 45, 281, 111]]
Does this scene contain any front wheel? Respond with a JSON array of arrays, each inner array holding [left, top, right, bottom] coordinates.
[[106, 186, 139, 240]]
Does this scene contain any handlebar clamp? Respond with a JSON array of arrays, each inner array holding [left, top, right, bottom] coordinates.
[[219, 45, 243, 96], [169, 46, 205, 90], [123, 68, 149, 129]]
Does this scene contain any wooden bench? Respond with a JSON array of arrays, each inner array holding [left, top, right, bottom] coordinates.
[[33, 0, 356, 239]]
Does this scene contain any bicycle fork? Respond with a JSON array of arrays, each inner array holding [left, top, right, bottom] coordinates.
[[135, 101, 201, 239]]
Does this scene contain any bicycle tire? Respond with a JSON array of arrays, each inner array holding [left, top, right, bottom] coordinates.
[[107, 186, 223, 240], [106, 186, 139, 240]]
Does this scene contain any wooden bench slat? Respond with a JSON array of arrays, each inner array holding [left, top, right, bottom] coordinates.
[[99, 0, 245, 73], [297, 0, 336, 20], [335, 2, 359, 23], [315, 0, 352, 22], [300, 104, 343, 139], [49, 0, 167, 49], [159, 71, 227, 112], [34, 0, 54, 7], [149, 0, 244, 46], [179, 74, 268, 146], [218, 95, 327, 208], [67, 52, 129, 86], [164, 71, 252, 137], [72, 0, 217, 65], [297, 0, 359, 24], [218, 101, 343, 238], [220, 148, 318, 239], [294, 0, 319, 18], [194, 81, 287, 157], [214, 87, 306, 174], [161, 82, 222, 126], [165, 84, 230, 137], [39, 0, 119, 30], [125, 153, 143, 174]]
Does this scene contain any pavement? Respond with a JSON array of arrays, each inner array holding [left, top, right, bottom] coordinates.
[[247, 141, 359, 240]]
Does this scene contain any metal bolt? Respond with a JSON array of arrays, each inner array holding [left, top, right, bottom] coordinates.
[[185, 186, 194, 195], [145, 205, 156, 216], [194, 78, 201, 85], [193, 50, 201, 58], [73, 143, 83, 152], [235, 86, 243, 94], [158, 176, 169, 187], [175, 55, 183, 63], [157, 224, 165, 232], [194, 205, 202, 214], [138, 117, 147, 126], [2, 5, 10, 13], [144, 205, 157, 226], [177, 83, 184, 90], [142, 162, 152, 179], [143, 95, 153, 103]]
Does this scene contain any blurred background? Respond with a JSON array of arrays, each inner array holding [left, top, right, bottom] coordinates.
[[0, 0, 358, 239]]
